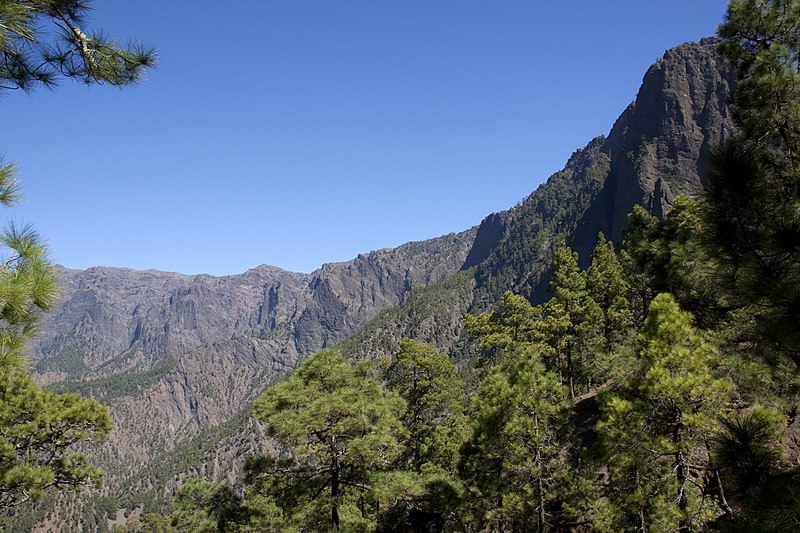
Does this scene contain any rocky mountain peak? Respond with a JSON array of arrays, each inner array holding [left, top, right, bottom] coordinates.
[[600, 38, 736, 238]]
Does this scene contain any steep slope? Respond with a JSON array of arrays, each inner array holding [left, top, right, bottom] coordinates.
[[30, 231, 477, 482], [20, 39, 736, 531], [571, 37, 736, 252], [342, 39, 736, 360], [33, 232, 475, 380], [32, 265, 307, 383]]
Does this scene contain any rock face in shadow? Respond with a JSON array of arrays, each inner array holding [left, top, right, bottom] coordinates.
[[475, 38, 735, 300], [341, 40, 736, 363], [25, 39, 738, 530], [582, 37, 736, 249]]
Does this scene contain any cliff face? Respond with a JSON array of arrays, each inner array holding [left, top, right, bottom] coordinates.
[[587, 37, 736, 246], [476, 38, 735, 295], [29, 229, 477, 489], [34, 231, 475, 378], [24, 39, 737, 531], [342, 39, 736, 361]]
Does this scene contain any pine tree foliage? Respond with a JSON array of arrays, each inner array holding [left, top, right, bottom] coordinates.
[[459, 343, 570, 532], [0, 368, 112, 507], [713, 407, 783, 492], [718, 0, 800, 153], [586, 233, 633, 358], [0, 160, 112, 507], [596, 293, 732, 532], [708, 0, 800, 356], [0, 1, 153, 510], [379, 339, 468, 531], [171, 479, 244, 533], [383, 339, 467, 470], [545, 244, 603, 397], [0, 0, 156, 91], [463, 290, 544, 358], [251, 349, 406, 531]]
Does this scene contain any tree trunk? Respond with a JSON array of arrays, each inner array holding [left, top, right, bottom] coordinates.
[[676, 452, 689, 533], [535, 413, 546, 532], [636, 469, 647, 533], [715, 469, 733, 516], [537, 475, 546, 532], [331, 437, 340, 531], [566, 341, 575, 398]]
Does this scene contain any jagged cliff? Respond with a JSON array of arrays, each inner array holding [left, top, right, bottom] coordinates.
[[341, 39, 736, 361], [22, 39, 736, 531], [31, 231, 475, 475]]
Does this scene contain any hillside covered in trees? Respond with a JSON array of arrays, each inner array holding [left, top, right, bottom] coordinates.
[[3, 0, 800, 531]]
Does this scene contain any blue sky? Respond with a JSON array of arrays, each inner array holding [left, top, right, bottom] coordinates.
[[2, 1, 729, 276]]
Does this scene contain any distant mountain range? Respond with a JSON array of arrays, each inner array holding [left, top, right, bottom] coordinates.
[[23, 38, 735, 531]]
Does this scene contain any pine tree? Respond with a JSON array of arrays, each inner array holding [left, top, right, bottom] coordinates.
[[0, 368, 112, 507], [463, 290, 545, 359], [544, 244, 602, 397], [0, 1, 154, 508], [383, 339, 468, 471], [251, 349, 406, 531], [0, 0, 156, 91], [0, 170, 113, 507], [706, 0, 800, 357], [586, 233, 634, 361], [596, 294, 732, 532], [620, 205, 666, 327], [377, 339, 468, 531], [621, 199, 724, 328], [459, 342, 570, 532], [171, 478, 244, 533]]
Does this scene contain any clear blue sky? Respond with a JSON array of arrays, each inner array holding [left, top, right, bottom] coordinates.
[[2, 1, 730, 276]]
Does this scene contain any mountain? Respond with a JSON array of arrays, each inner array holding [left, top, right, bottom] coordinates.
[[342, 38, 735, 360], [22, 38, 735, 531]]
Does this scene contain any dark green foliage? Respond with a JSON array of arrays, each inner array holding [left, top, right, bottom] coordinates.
[[544, 244, 603, 397], [252, 349, 406, 531], [115, 513, 177, 533], [474, 142, 610, 303], [380, 339, 468, 531], [0, 0, 156, 91], [171, 478, 244, 532], [0, 150, 113, 510], [596, 293, 731, 531], [622, 198, 724, 328], [0, 366, 112, 507], [707, 0, 800, 357], [620, 204, 665, 325], [383, 339, 467, 470], [749, 475, 800, 531], [705, 137, 800, 356], [713, 408, 783, 491], [34, 347, 90, 377], [586, 233, 633, 357], [718, 0, 800, 152], [47, 358, 178, 402], [463, 290, 545, 358], [459, 343, 571, 532]]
